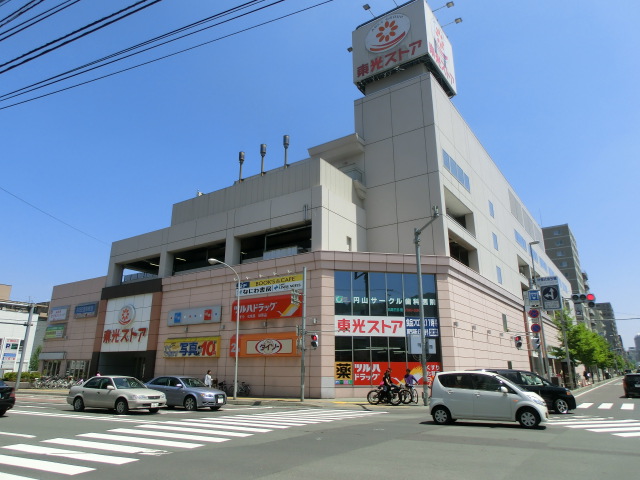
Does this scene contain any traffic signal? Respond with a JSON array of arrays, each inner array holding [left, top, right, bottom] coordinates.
[[310, 334, 319, 349], [514, 335, 523, 349], [572, 292, 596, 308], [531, 336, 541, 350]]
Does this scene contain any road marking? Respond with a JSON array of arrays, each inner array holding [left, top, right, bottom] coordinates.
[[162, 419, 272, 433], [0, 432, 36, 439], [598, 403, 614, 409], [108, 428, 229, 443], [138, 423, 253, 437], [576, 403, 593, 409], [77, 432, 202, 449], [0, 473, 39, 480], [2, 444, 136, 465], [43, 438, 168, 455], [621, 403, 634, 410], [0, 454, 94, 475]]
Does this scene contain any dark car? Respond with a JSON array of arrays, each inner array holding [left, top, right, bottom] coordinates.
[[0, 379, 16, 416], [146, 375, 227, 411], [478, 369, 576, 414], [623, 373, 640, 398]]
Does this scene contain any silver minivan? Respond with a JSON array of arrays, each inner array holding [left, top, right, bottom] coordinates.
[[429, 370, 549, 428]]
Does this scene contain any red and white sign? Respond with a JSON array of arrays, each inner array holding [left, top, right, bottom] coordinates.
[[102, 294, 152, 353], [335, 315, 405, 337], [232, 294, 302, 321], [352, 0, 456, 96]]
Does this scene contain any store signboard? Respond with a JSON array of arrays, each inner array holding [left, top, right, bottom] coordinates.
[[101, 294, 152, 352], [74, 302, 98, 319], [237, 274, 303, 296], [232, 294, 302, 321], [231, 332, 299, 358], [335, 315, 406, 337], [44, 325, 66, 339], [49, 306, 69, 322], [163, 336, 221, 358], [168, 306, 221, 326]]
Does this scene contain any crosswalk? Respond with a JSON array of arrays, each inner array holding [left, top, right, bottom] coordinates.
[[547, 415, 640, 439], [0, 409, 384, 478], [575, 402, 637, 411]]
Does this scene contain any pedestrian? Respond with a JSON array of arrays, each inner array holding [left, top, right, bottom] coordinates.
[[96, 371, 101, 377], [204, 370, 213, 387]]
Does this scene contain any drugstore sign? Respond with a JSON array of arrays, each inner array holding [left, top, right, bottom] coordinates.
[[232, 294, 302, 321]]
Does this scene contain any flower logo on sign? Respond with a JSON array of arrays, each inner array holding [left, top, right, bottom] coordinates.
[[365, 14, 410, 53], [119, 304, 136, 326], [255, 339, 283, 355]]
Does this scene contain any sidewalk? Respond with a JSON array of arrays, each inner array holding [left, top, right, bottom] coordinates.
[[14, 388, 400, 409]]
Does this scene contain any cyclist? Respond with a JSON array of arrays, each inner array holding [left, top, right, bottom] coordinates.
[[404, 368, 417, 387], [382, 368, 394, 402]]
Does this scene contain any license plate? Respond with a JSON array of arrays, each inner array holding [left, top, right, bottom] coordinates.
[[150, 403, 159, 407], [217, 398, 224, 403], [635, 383, 640, 387]]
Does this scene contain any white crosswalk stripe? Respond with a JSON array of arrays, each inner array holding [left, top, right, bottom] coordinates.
[[576, 402, 636, 411], [547, 415, 640, 439], [0, 409, 384, 477]]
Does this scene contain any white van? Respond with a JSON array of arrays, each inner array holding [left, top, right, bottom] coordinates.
[[429, 370, 549, 429]]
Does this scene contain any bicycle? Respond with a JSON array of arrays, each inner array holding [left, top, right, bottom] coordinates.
[[218, 381, 251, 396], [367, 385, 401, 405], [400, 384, 419, 404]]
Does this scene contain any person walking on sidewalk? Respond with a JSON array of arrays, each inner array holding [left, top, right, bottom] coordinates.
[[204, 370, 213, 387]]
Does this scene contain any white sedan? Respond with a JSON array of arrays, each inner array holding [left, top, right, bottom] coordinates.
[[67, 375, 166, 414]]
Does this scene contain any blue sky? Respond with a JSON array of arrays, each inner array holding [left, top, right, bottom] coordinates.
[[2, 0, 639, 349]]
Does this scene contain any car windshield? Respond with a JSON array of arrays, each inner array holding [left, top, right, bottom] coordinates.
[[181, 377, 206, 388], [520, 372, 546, 386], [113, 377, 146, 389]]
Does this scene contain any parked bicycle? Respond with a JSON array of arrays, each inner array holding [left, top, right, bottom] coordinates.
[[218, 380, 251, 396], [367, 384, 401, 405]]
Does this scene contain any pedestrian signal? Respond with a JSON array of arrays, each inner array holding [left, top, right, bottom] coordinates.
[[514, 335, 523, 349], [310, 334, 319, 349]]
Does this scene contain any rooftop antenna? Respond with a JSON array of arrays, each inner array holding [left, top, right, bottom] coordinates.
[[283, 135, 290, 168], [238, 151, 245, 182], [260, 144, 267, 176]]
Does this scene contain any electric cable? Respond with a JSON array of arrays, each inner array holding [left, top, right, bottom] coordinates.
[[0, 0, 337, 110], [1, 0, 270, 99], [0, 185, 109, 245], [0, 0, 81, 43], [0, 0, 163, 75], [0, 0, 44, 29]]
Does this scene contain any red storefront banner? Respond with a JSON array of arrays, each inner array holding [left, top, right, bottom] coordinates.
[[232, 294, 302, 321], [334, 361, 441, 386]]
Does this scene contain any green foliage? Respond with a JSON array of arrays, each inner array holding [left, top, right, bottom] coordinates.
[[29, 345, 42, 371], [2, 371, 41, 382]]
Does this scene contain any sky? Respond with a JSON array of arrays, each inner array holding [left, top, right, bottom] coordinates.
[[1, 0, 639, 349]]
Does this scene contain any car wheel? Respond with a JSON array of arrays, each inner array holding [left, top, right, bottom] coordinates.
[[210, 406, 221, 411], [73, 397, 85, 412], [553, 398, 570, 414], [148, 408, 159, 414], [517, 407, 541, 428], [0, 408, 6, 416], [432, 406, 453, 425], [183, 396, 198, 411], [115, 398, 129, 415]]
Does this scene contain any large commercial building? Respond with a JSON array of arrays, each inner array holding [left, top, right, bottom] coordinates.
[[41, 1, 570, 397]]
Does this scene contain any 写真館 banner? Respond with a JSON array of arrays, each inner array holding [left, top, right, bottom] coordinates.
[[230, 332, 299, 358], [232, 294, 302, 321], [163, 336, 221, 358]]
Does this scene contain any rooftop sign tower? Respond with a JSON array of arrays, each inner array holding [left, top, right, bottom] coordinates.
[[352, 0, 456, 97]]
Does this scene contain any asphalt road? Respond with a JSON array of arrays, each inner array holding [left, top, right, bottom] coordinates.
[[1, 379, 637, 480]]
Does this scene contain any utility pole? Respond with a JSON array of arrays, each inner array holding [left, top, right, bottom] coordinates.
[[14, 303, 35, 392], [414, 206, 440, 406]]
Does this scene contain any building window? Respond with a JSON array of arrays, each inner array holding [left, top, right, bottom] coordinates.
[[556, 251, 565, 257], [346, 236, 352, 252], [492, 232, 499, 250], [489, 201, 495, 218], [514, 230, 527, 250], [443, 149, 470, 192], [496, 266, 503, 284], [560, 261, 568, 267], [555, 240, 564, 246], [502, 314, 508, 332]]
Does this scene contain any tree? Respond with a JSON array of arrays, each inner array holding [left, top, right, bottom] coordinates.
[[29, 344, 41, 371]]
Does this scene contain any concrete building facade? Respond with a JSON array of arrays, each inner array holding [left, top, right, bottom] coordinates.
[[41, 1, 569, 397]]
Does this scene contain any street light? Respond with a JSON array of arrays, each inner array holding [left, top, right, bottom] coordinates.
[[208, 258, 240, 400], [528, 241, 540, 289]]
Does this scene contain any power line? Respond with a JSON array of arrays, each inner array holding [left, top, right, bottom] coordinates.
[[0, 185, 108, 245], [0, 0, 337, 110], [0, 0, 44, 30], [1, 0, 272, 100], [0, 0, 82, 43], [0, 0, 163, 75]]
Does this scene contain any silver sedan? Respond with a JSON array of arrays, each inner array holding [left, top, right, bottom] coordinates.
[[67, 376, 166, 414], [146, 375, 227, 411]]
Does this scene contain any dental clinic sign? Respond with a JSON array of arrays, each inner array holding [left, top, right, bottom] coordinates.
[[352, 0, 456, 96]]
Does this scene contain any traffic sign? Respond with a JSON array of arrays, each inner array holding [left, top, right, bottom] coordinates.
[[531, 323, 541, 333], [541, 284, 562, 310], [528, 309, 540, 319], [528, 290, 541, 303]]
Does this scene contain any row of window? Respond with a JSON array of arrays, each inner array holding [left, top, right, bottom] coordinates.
[[334, 272, 438, 318], [443, 150, 470, 192]]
